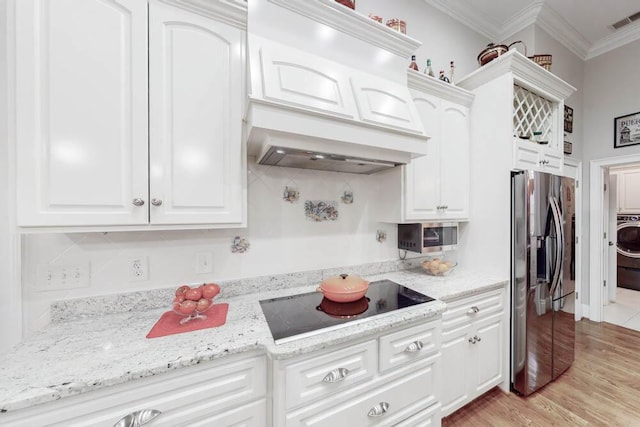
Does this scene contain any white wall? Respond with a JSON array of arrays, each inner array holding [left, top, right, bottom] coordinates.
[[21, 162, 403, 335], [581, 38, 640, 304], [356, 0, 490, 79]]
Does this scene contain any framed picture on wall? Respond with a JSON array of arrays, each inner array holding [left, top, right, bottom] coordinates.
[[614, 111, 640, 149], [564, 105, 573, 133]]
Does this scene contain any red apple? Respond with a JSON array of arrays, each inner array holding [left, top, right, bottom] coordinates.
[[173, 295, 185, 303], [178, 300, 197, 315], [175, 285, 190, 297], [201, 283, 220, 299], [185, 287, 202, 301], [196, 298, 211, 312]]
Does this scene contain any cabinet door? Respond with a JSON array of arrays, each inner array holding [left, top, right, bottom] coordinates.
[[439, 326, 472, 417], [619, 170, 640, 213], [148, 2, 244, 225], [404, 90, 441, 220], [439, 102, 469, 220], [16, 0, 149, 226], [471, 313, 504, 397]]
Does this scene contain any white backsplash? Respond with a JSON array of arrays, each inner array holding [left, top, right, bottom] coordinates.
[[21, 161, 412, 336]]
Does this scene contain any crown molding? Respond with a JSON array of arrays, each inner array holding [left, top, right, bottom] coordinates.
[[158, 0, 247, 29], [536, 3, 589, 60], [407, 70, 474, 107], [586, 20, 640, 60], [268, 0, 421, 58], [424, 0, 501, 40], [457, 50, 575, 102], [498, 2, 542, 43]]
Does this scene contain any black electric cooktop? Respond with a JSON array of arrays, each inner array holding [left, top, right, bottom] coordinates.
[[259, 280, 435, 344]]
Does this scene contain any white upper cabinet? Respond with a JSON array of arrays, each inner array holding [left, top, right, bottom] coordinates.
[[148, 1, 244, 225], [457, 51, 575, 175], [15, 0, 246, 228], [616, 167, 640, 213], [16, 0, 149, 226], [376, 72, 473, 223]]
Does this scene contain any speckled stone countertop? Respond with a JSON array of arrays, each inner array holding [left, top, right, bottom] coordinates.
[[0, 266, 506, 413]]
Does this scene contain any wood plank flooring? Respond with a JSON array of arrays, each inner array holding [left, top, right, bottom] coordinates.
[[442, 320, 640, 426]]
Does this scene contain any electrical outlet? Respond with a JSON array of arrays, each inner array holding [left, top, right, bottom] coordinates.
[[196, 252, 213, 274], [128, 257, 149, 282], [35, 263, 91, 291]]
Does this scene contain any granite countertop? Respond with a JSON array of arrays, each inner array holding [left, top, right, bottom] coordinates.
[[0, 266, 507, 413]]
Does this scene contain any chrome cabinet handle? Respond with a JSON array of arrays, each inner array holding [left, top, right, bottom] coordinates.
[[132, 198, 145, 207], [114, 409, 161, 427], [151, 198, 163, 206], [466, 306, 480, 315], [368, 402, 390, 417], [476, 335, 482, 342], [322, 367, 350, 383], [468, 336, 476, 344], [404, 341, 424, 352]]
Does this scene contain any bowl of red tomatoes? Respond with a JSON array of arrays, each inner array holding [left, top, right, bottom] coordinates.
[[172, 283, 220, 325]]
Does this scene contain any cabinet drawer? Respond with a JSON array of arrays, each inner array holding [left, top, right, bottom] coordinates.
[[393, 402, 441, 427], [187, 398, 267, 427], [283, 340, 377, 410], [2, 355, 266, 427], [442, 288, 504, 332], [286, 358, 437, 426], [379, 321, 440, 373]]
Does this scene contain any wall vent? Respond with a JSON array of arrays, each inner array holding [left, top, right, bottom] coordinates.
[[612, 10, 640, 29]]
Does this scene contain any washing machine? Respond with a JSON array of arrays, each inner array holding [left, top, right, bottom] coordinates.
[[617, 214, 640, 290]]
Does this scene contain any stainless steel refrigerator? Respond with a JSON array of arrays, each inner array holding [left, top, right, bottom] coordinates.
[[511, 170, 576, 396]]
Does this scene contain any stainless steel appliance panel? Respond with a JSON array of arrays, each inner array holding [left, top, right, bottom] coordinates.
[[511, 171, 575, 396]]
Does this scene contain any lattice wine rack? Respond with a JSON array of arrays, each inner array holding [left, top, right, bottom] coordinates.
[[513, 85, 553, 144]]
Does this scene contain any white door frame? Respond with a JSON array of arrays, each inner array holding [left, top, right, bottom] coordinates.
[[563, 158, 582, 321], [589, 153, 640, 321]]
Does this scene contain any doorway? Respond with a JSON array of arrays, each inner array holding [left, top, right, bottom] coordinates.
[[602, 163, 640, 331], [589, 154, 640, 324]]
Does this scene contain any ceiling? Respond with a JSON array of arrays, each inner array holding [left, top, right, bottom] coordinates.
[[425, 0, 640, 60]]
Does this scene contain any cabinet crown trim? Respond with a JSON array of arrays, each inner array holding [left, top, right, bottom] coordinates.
[[267, 0, 421, 58], [457, 50, 575, 102], [408, 71, 474, 106], [157, 0, 247, 29]]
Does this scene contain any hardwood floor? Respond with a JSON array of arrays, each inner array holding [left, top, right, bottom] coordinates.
[[442, 320, 640, 426]]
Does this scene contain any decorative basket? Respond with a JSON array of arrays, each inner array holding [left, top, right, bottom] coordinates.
[[528, 54, 552, 71]]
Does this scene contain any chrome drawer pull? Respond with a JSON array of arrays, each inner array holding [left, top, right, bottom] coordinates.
[[476, 335, 482, 342], [404, 341, 424, 352], [322, 367, 350, 383], [114, 409, 161, 427], [468, 336, 476, 344], [368, 402, 390, 417], [466, 306, 480, 315]]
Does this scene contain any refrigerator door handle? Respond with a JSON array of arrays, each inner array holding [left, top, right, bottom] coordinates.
[[549, 196, 564, 297]]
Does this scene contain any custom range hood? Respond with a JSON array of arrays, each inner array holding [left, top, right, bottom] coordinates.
[[245, 0, 430, 174]]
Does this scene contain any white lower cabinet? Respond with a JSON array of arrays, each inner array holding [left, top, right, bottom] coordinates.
[[0, 353, 267, 427], [440, 287, 506, 418], [272, 321, 442, 426]]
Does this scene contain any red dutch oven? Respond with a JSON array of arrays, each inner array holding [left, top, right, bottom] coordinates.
[[317, 273, 369, 303]]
